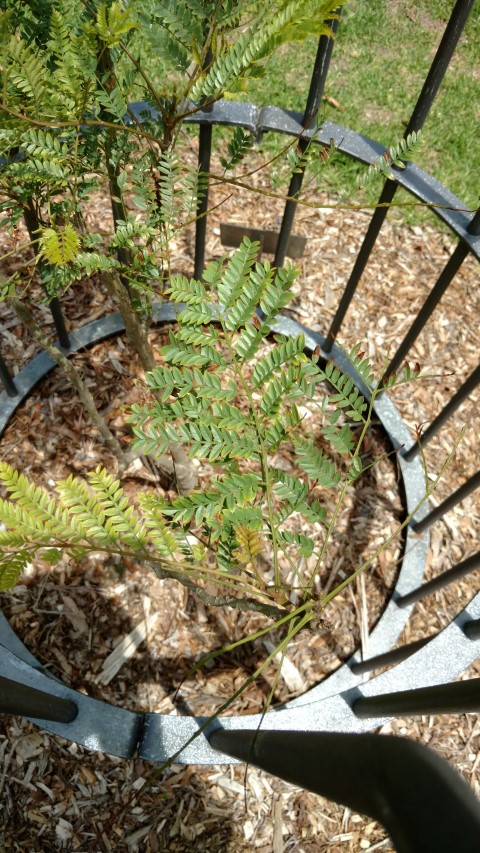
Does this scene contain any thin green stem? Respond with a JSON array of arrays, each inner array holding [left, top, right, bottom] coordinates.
[[221, 328, 282, 589], [305, 379, 380, 593], [319, 427, 465, 609]]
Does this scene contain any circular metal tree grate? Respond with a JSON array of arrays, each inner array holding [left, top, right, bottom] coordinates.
[[0, 0, 479, 770]]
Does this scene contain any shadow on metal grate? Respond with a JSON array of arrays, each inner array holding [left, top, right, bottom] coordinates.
[[0, 0, 479, 845]]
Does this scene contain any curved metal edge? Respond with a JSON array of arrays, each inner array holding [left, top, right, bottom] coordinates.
[[140, 591, 480, 764], [0, 312, 436, 764], [0, 644, 143, 759], [128, 100, 480, 259], [0, 302, 178, 434], [269, 318, 430, 707], [3, 591, 479, 764], [0, 313, 124, 434]]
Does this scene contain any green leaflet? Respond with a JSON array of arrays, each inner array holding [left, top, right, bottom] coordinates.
[[293, 438, 341, 488], [161, 330, 228, 369], [175, 422, 259, 461], [318, 359, 369, 423], [146, 364, 237, 402], [273, 471, 327, 527], [220, 127, 255, 170], [322, 422, 356, 455], [234, 322, 267, 360], [22, 128, 71, 164], [0, 464, 84, 544], [165, 275, 207, 306], [260, 263, 298, 323], [273, 470, 309, 506], [217, 238, 261, 310], [135, 493, 181, 558], [258, 360, 321, 416], [345, 345, 375, 389], [277, 529, 315, 558], [0, 550, 32, 591], [54, 474, 127, 546], [156, 473, 260, 527], [86, 468, 147, 550], [357, 131, 422, 188], [252, 334, 308, 389]]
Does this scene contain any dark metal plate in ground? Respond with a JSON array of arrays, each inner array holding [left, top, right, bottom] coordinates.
[[220, 222, 307, 258]]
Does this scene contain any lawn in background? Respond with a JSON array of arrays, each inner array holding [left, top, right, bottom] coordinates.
[[135, 1, 479, 223], [229, 0, 479, 221]]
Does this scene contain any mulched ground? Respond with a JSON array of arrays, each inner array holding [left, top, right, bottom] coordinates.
[[0, 141, 479, 852]]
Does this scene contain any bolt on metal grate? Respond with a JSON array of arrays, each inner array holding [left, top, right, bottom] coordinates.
[[0, 0, 479, 778]]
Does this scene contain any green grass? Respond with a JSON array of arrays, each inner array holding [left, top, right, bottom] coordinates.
[[134, 1, 479, 224], [233, 0, 479, 220]]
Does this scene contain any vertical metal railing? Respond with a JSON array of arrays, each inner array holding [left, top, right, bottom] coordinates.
[[48, 297, 71, 350], [0, 353, 17, 397], [323, 0, 476, 352], [404, 361, 480, 461], [385, 208, 480, 377], [273, 12, 341, 267], [194, 46, 214, 279], [194, 120, 213, 279], [22, 200, 71, 350], [397, 551, 480, 608], [208, 729, 480, 853]]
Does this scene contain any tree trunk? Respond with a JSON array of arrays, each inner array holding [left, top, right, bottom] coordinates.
[[103, 273, 198, 494]]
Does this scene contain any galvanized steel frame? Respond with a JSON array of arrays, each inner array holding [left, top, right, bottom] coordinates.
[[0, 0, 479, 767]]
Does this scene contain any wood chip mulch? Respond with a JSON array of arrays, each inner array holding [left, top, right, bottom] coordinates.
[[0, 143, 479, 852]]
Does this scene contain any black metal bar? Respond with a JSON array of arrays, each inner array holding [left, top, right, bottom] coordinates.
[[21, 201, 71, 347], [0, 353, 18, 397], [464, 620, 480, 641], [404, 0, 477, 137], [194, 122, 213, 279], [0, 675, 78, 723], [385, 208, 480, 377], [353, 676, 480, 719], [404, 361, 480, 461], [323, 0, 475, 352], [209, 729, 480, 853], [324, 180, 399, 352], [350, 636, 431, 675], [397, 552, 480, 608], [273, 16, 340, 268], [49, 296, 70, 349], [384, 242, 469, 377], [414, 471, 480, 534]]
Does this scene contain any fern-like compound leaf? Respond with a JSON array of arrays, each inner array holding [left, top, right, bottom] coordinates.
[[0, 550, 32, 591], [322, 422, 356, 455], [260, 263, 298, 322], [0, 463, 84, 544], [293, 438, 341, 488], [252, 334, 307, 389], [38, 224, 81, 266], [165, 275, 207, 306], [217, 237, 261, 310], [86, 467, 148, 550], [53, 475, 123, 546], [233, 524, 264, 565], [277, 529, 315, 558], [135, 493, 182, 558], [220, 127, 255, 170]]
